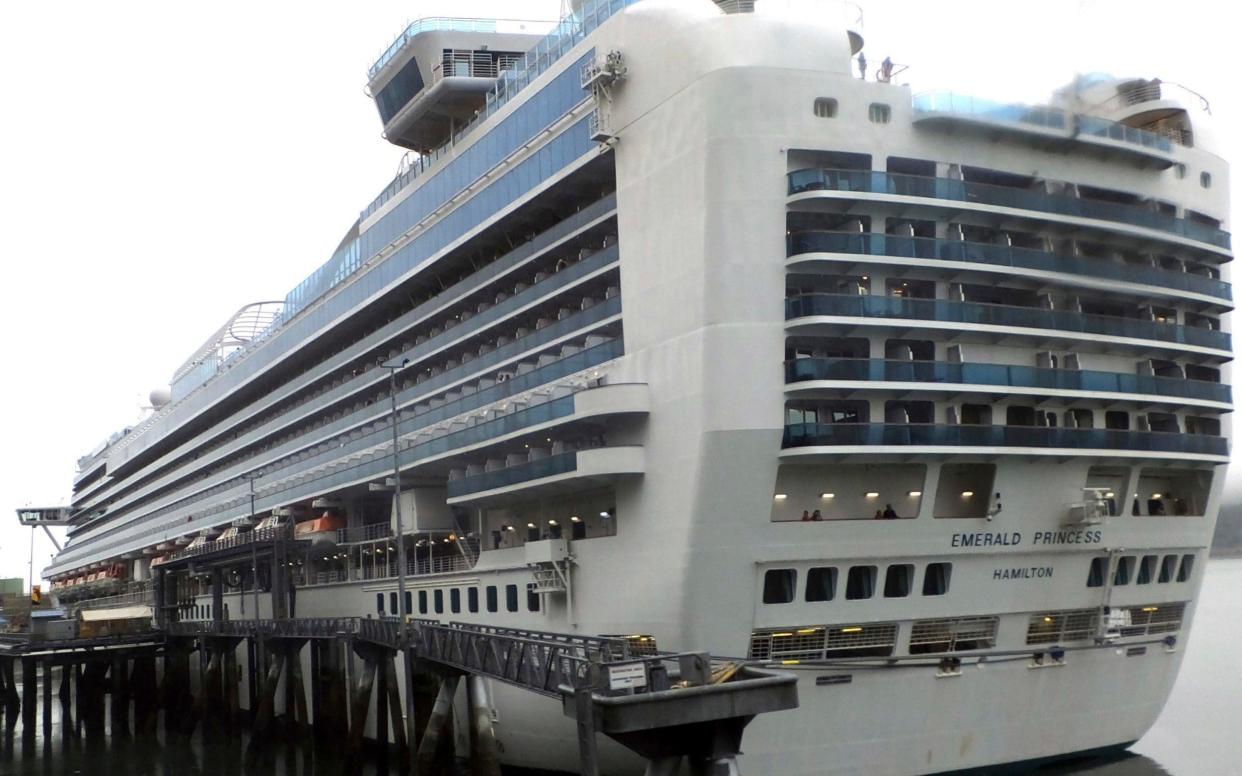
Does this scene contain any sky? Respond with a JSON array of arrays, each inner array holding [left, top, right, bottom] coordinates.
[[0, 0, 1235, 591]]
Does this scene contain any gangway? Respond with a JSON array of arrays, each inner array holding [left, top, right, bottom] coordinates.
[[0, 615, 796, 774]]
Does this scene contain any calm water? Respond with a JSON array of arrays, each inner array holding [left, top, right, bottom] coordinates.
[[0, 559, 1238, 776]]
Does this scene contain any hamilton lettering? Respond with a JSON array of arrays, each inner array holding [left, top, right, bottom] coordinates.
[[992, 566, 1054, 580]]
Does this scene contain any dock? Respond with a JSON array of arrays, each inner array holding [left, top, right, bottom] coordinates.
[[0, 615, 797, 775]]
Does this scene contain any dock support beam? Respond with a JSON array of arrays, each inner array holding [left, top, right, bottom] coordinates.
[[416, 674, 460, 772], [468, 675, 502, 776]]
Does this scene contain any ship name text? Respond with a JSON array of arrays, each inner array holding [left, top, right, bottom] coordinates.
[[950, 529, 1102, 549]]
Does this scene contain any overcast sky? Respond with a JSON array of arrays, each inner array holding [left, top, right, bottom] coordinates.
[[0, 0, 1235, 589]]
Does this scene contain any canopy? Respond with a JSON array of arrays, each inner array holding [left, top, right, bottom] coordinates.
[[79, 606, 153, 622]]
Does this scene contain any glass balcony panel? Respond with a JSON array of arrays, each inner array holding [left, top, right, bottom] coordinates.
[[788, 170, 1231, 250], [784, 295, 1231, 352], [786, 231, 1230, 301], [782, 423, 1227, 457], [784, 358, 1231, 404]]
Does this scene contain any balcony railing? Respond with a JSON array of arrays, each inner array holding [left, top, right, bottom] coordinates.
[[787, 231, 1231, 301], [782, 422, 1228, 457], [785, 358, 1232, 405], [787, 170, 1231, 251], [337, 523, 394, 544], [912, 92, 1176, 152], [447, 451, 578, 498], [784, 294, 1231, 352]]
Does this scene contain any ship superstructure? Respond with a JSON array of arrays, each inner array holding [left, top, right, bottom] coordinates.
[[34, 1, 1231, 773]]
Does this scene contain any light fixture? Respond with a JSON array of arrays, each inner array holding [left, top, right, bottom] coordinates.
[[600, 510, 612, 519], [961, 490, 975, 498], [1105, 491, 1115, 498], [821, 492, 835, 499], [1142, 606, 1159, 612], [527, 522, 536, 528], [1151, 493, 1163, 500], [865, 492, 879, 498], [774, 493, 788, 500], [547, 519, 558, 526], [908, 490, 922, 497], [570, 516, 582, 523], [841, 626, 863, 633], [504, 526, 516, 532]]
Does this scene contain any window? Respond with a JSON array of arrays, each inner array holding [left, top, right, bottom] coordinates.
[[1158, 555, 1177, 584], [1087, 557, 1107, 588], [1177, 554, 1195, 582], [883, 565, 913, 598], [527, 584, 541, 611], [434, 589, 444, 614], [468, 587, 479, 613], [846, 566, 877, 600], [1114, 556, 1135, 586], [805, 567, 837, 601], [813, 97, 838, 118], [1200, 171, 1212, 188], [376, 593, 384, 614], [506, 584, 519, 612], [923, 562, 951, 596], [1105, 411, 1130, 430], [869, 103, 891, 123], [763, 569, 797, 604], [404, 591, 412, 616], [1137, 555, 1158, 585], [1174, 163, 1186, 179], [486, 585, 498, 612], [419, 590, 428, 614], [450, 588, 461, 613], [390, 592, 398, 615]]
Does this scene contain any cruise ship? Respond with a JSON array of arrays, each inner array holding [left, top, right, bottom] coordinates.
[[32, 0, 1232, 772]]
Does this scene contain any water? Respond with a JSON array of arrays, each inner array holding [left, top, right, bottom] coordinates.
[[1, 560, 1238, 775]]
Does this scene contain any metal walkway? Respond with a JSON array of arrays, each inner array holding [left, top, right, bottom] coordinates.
[[0, 617, 797, 774]]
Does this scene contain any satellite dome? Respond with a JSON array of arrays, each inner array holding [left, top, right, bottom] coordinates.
[[149, 386, 172, 408]]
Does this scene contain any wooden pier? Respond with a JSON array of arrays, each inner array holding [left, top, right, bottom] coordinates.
[[0, 616, 797, 774]]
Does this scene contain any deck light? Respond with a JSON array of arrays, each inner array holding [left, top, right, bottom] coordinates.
[[1151, 493, 1163, 500], [772, 632, 794, 638], [821, 493, 835, 499], [796, 627, 822, 634], [865, 492, 879, 498], [570, 516, 582, 523], [547, 520, 558, 526], [961, 490, 975, 497], [527, 522, 537, 528], [600, 510, 612, 519], [774, 493, 788, 500], [781, 660, 801, 665], [841, 627, 863, 633], [1142, 606, 1159, 612], [908, 490, 922, 497], [1105, 491, 1116, 498]]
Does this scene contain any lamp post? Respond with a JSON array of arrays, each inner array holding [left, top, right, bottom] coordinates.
[[380, 355, 416, 769], [248, 475, 260, 620]]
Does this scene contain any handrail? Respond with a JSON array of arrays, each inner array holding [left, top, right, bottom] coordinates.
[[784, 357, 1232, 405], [787, 230, 1231, 301], [785, 293, 1231, 352], [787, 169, 1231, 250], [781, 422, 1229, 457]]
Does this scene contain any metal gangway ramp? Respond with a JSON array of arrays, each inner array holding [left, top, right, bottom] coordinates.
[[410, 620, 799, 775]]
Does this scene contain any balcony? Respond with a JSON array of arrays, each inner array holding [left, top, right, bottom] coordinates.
[[785, 294, 1231, 355], [787, 231, 1231, 303], [787, 170, 1231, 252], [785, 358, 1232, 406], [781, 423, 1228, 460], [911, 92, 1178, 167], [446, 446, 644, 505]]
